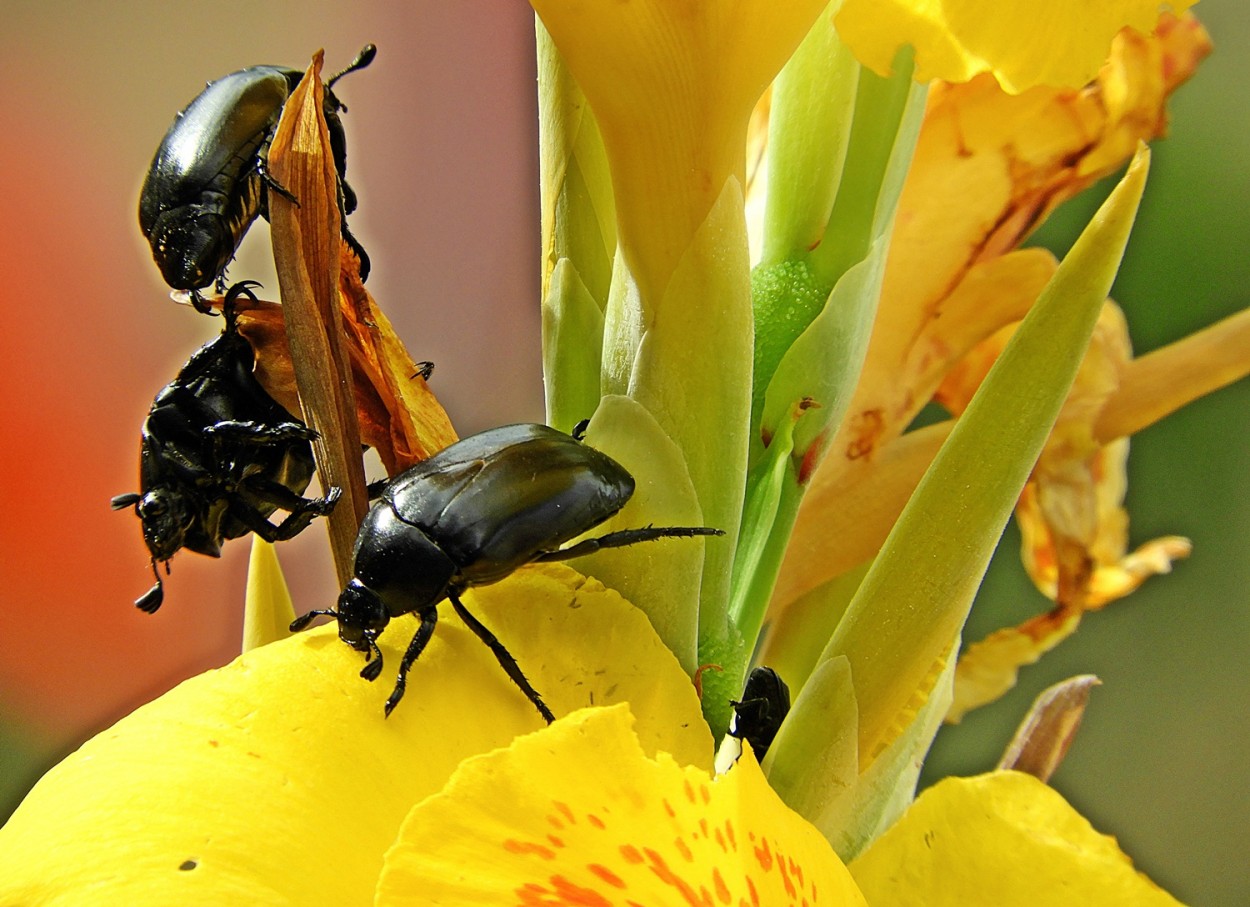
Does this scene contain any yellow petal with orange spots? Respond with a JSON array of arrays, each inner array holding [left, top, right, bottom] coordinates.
[[0, 565, 710, 905], [850, 772, 1182, 905], [835, 0, 1199, 93], [377, 704, 867, 906]]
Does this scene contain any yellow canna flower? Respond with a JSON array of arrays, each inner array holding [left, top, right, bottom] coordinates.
[[849, 771, 1183, 905], [377, 705, 868, 905], [530, 0, 827, 303]]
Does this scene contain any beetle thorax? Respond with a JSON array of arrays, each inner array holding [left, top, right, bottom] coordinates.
[[351, 501, 458, 619]]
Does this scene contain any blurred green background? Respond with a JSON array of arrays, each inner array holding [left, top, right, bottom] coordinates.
[[0, 3, 1244, 904]]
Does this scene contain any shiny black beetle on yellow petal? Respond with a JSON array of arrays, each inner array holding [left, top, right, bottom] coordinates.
[[292, 423, 723, 721]]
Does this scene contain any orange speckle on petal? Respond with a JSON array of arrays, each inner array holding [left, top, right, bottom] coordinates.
[[588, 863, 626, 889], [503, 839, 557, 860], [619, 844, 644, 865], [664, 798, 678, 818], [777, 848, 797, 898], [713, 867, 732, 904], [676, 837, 694, 862], [550, 874, 614, 906], [548, 834, 566, 849], [754, 838, 773, 872], [684, 779, 697, 804], [587, 813, 606, 830], [554, 801, 577, 824]]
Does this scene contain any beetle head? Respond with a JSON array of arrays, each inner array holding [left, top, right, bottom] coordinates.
[[132, 487, 202, 562], [335, 579, 390, 650], [148, 208, 233, 291]]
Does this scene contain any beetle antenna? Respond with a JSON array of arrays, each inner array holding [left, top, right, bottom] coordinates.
[[360, 634, 386, 682], [328, 44, 377, 88], [135, 560, 165, 614], [289, 608, 340, 632]]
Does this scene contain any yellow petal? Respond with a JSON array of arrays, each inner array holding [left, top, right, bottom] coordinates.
[[531, 0, 826, 301], [378, 704, 867, 906], [241, 536, 295, 651], [947, 607, 1084, 724], [850, 772, 1182, 905], [0, 565, 709, 905], [835, 1, 1199, 92]]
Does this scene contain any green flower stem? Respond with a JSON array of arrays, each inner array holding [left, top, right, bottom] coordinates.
[[815, 147, 1151, 767], [760, 2, 859, 268], [536, 21, 615, 429], [732, 53, 926, 668], [805, 50, 920, 291]]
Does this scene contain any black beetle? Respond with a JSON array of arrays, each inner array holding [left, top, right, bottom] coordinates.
[[291, 423, 723, 721], [729, 666, 791, 759], [139, 45, 376, 309], [112, 282, 340, 612]]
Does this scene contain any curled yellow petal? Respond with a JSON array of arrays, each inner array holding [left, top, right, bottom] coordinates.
[[836, 0, 1199, 92], [530, 0, 826, 301], [0, 565, 709, 905], [378, 704, 867, 906], [850, 772, 1182, 905]]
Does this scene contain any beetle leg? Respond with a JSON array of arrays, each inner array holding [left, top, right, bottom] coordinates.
[[224, 485, 341, 542], [447, 591, 555, 725], [535, 525, 725, 562], [384, 609, 439, 717], [256, 158, 299, 206], [205, 420, 319, 447]]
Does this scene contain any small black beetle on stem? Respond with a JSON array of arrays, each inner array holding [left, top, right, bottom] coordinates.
[[139, 46, 376, 310], [112, 282, 340, 612], [292, 423, 723, 722]]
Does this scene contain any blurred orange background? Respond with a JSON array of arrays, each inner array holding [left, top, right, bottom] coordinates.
[[1, 3, 1246, 905]]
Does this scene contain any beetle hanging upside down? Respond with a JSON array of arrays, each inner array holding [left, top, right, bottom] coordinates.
[[291, 423, 723, 722], [138, 45, 376, 310], [112, 282, 340, 613]]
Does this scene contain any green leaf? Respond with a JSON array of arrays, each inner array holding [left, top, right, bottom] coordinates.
[[818, 146, 1151, 766], [542, 258, 604, 434], [577, 396, 708, 673]]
